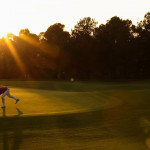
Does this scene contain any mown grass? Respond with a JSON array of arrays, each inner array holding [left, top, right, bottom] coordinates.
[[0, 80, 150, 150]]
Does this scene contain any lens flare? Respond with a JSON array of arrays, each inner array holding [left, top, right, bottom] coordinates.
[[70, 77, 74, 82]]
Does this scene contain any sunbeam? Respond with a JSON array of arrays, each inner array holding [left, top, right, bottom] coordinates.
[[19, 34, 60, 58], [4, 37, 27, 76]]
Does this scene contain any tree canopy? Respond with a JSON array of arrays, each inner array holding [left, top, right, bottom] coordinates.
[[0, 13, 150, 80]]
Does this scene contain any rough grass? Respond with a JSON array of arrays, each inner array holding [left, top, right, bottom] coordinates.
[[0, 80, 150, 150]]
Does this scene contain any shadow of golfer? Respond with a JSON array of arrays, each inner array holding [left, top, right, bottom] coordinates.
[[1, 107, 23, 150], [15, 108, 23, 117], [1, 108, 9, 150]]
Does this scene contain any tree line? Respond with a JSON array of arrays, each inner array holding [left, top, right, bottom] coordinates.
[[1, 12, 150, 80]]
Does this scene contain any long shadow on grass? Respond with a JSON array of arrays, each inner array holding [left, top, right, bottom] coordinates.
[[0, 106, 150, 137], [1, 104, 150, 149], [1, 108, 23, 150]]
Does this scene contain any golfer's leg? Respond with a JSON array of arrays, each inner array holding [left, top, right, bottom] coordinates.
[[1, 89, 9, 107], [6, 88, 18, 100]]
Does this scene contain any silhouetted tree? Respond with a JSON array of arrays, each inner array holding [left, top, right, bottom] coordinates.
[[67, 17, 98, 79], [44, 23, 70, 48], [0, 14, 150, 80], [71, 17, 97, 38], [132, 12, 150, 78], [95, 16, 133, 79]]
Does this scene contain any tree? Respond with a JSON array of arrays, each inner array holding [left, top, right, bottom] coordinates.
[[138, 12, 150, 31], [71, 17, 97, 38], [133, 12, 150, 78], [95, 16, 132, 46], [19, 29, 30, 36], [94, 16, 133, 79], [67, 17, 98, 79], [44, 23, 70, 48]]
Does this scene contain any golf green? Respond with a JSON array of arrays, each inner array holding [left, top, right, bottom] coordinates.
[[0, 80, 109, 117]]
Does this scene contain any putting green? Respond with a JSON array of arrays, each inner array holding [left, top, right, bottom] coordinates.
[[1, 87, 107, 117], [1, 80, 150, 117]]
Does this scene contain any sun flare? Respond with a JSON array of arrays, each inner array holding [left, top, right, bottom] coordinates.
[[4, 37, 27, 75]]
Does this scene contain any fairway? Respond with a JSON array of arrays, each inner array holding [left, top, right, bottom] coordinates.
[[0, 81, 150, 150]]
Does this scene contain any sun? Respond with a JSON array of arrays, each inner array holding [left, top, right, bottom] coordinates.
[[0, 18, 19, 38], [0, 27, 12, 39], [0, 25, 19, 39]]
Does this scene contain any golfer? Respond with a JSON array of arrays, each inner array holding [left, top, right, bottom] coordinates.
[[0, 87, 19, 108]]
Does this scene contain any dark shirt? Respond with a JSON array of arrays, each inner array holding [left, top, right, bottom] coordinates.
[[0, 87, 8, 95]]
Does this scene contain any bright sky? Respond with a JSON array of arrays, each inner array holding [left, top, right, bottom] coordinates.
[[0, 0, 150, 37]]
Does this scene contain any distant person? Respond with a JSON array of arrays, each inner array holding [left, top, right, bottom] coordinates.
[[0, 87, 19, 108]]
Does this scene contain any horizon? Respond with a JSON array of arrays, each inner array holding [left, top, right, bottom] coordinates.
[[0, 0, 150, 37]]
